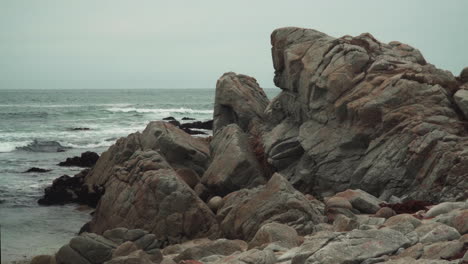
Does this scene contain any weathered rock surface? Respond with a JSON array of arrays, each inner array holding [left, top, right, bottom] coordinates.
[[213, 72, 270, 135], [173, 239, 247, 262], [454, 89, 468, 119], [248, 222, 301, 249], [201, 124, 266, 196], [85, 121, 210, 188], [55, 228, 164, 264], [263, 27, 468, 202], [217, 173, 324, 241], [87, 150, 219, 244], [333, 189, 382, 213]]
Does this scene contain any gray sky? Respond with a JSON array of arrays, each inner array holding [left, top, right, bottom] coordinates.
[[1, 0, 467, 89]]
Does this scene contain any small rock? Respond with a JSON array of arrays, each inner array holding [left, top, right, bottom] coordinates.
[[24, 167, 52, 173], [375, 207, 396, 219], [207, 196, 223, 212], [333, 214, 359, 232], [248, 222, 301, 249], [325, 197, 353, 210], [333, 189, 382, 214], [112, 241, 138, 258]]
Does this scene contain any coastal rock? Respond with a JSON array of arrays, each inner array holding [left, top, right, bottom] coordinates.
[[425, 201, 467, 218], [217, 173, 324, 241], [325, 197, 352, 209], [454, 89, 468, 119], [460, 67, 468, 83], [85, 121, 210, 187], [213, 72, 270, 135], [263, 27, 468, 202], [24, 167, 51, 173], [105, 250, 155, 264], [173, 239, 247, 262], [333, 189, 382, 214], [38, 169, 103, 207], [304, 229, 411, 264], [58, 152, 100, 167], [375, 207, 397, 219], [180, 120, 213, 130], [17, 140, 70, 152], [207, 196, 223, 212], [88, 150, 219, 244], [210, 249, 276, 264], [248, 222, 301, 249], [201, 124, 266, 196]]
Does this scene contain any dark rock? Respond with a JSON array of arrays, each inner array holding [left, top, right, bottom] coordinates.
[[180, 120, 213, 130], [24, 167, 51, 173], [182, 117, 196, 120], [162, 117, 177, 121], [38, 169, 104, 207], [168, 120, 181, 127], [17, 140, 70, 152], [58, 152, 100, 167], [70, 128, 91, 131]]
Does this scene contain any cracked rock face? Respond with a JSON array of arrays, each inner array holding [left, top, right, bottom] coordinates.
[[201, 124, 266, 196], [264, 27, 468, 202], [217, 173, 324, 241], [87, 149, 219, 244]]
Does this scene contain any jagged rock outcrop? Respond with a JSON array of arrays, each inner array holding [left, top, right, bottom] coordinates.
[[217, 173, 324, 241], [262, 27, 468, 202], [201, 124, 266, 196], [87, 150, 220, 243], [213, 72, 270, 135]]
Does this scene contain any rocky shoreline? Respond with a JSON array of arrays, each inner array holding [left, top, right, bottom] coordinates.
[[30, 27, 467, 264]]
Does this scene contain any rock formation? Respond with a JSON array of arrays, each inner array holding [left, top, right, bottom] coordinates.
[[261, 27, 468, 202], [34, 27, 468, 264]]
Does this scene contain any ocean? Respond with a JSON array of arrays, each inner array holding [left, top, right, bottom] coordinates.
[[0, 88, 279, 262]]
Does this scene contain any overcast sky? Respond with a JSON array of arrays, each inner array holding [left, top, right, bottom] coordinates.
[[1, 0, 467, 89]]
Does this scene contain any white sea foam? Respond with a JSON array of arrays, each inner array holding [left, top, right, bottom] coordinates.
[[0, 141, 29, 153], [106, 107, 213, 114]]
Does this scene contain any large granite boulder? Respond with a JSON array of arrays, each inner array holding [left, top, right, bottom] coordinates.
[[87, 150, 219, 244], [85, 121, 210, 187], [213, 72, 270, 135], [217, 173, 324, 241], [262, 27, 468, 202], [201, 124, 266, 196]]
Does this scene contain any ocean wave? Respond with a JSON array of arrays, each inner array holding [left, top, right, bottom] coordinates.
[[105, 107, 213, 114], [0, 141, 30, 153], [0, 103, 133, 108], [62, 141, 113, 149]]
